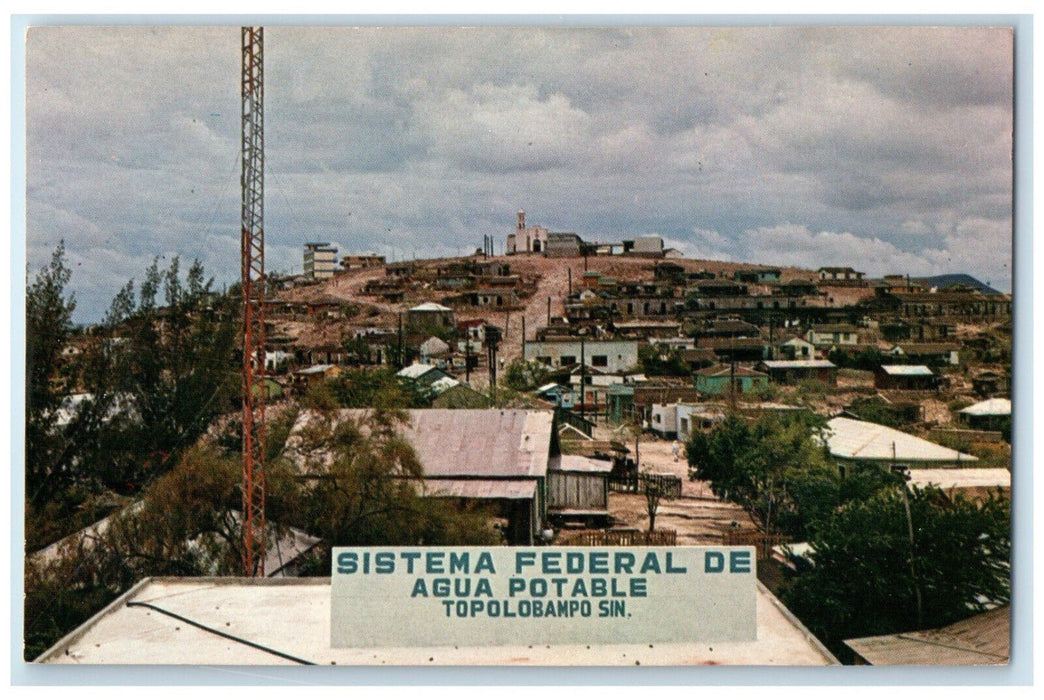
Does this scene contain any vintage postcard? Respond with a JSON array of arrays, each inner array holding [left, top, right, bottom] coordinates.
[[21, 22, 1015, 671]]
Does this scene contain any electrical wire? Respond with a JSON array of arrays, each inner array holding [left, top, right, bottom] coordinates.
[[125, 600, 317, 665]]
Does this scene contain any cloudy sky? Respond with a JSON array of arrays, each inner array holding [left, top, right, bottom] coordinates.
[[25, 24, 1014, 324]]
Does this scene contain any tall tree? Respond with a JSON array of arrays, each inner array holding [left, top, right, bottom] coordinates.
[[686, 411, 900, 540], [25, 242, 77, 507], [96, 256, 238, 489], [782, 487, 1010, 657]]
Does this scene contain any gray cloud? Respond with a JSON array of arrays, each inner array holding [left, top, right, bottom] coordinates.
[[24, 24, 1013, 323]]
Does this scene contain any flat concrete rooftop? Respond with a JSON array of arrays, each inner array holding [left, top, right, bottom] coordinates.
[[37, 577, 837, 666]]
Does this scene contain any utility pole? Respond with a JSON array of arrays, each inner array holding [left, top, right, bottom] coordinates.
[[465, 332, 472, 383], [579, 338, 586, 422], [397, 312, 403, 369], [240, 26, 266, 577]]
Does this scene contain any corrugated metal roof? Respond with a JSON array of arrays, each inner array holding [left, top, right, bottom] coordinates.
[[428, 376, 460, 394], [32, 504, 318, 578], [396, 363, 440, 379], [335, 408, 554, 479], [554, 455, 614, 474], [959, 398, 1011, 416], [880, 364, 934, 376], [696, 364, 768, 378], [420, 336, 450, 355], [296, 364, 336, 375], [423, 478, 536, 499], [906, 468, 1010, 490], [825, 417, 977, 463], [410, 302, 452, 312], [760, 360, 836, 369], [844, 607, 1009, 665]]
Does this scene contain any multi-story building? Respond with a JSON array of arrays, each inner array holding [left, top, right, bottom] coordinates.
[[524, 338, 639, 374], [303, 242, 338, 279]]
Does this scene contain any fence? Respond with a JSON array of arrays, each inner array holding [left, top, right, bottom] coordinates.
[[555, 408, 595, 437], [608, 471, 682, 498], [721, 530, 791, 560], [559, 529, 678, 546]]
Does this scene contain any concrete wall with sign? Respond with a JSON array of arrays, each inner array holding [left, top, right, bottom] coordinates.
[[331, 546, 756, 648]]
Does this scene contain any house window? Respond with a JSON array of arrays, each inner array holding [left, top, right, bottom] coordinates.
[[560, 355, 576, 366], [591, 355, 608, 367], [536, 356, 552, 365]]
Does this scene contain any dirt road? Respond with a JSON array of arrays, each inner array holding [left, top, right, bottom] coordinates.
[[592, 426, 756, 545]]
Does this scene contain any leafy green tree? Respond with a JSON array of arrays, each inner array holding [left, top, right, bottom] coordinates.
[[637, 344, 690, 377], [331, 368, 431, 408], [686, 412, 900, 540], [287, 407, 502, 562], [782, 487, 1010, 658], [25, 242, 77, 507], [828, 346, 884, 371], [502, 358, 552, 392], [91, 257, 239, 490]]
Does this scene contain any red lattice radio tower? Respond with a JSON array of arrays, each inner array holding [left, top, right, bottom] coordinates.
[[240, 26, 266, 577]]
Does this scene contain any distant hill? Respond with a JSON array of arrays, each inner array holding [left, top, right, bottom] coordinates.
[[917, 274, 1002, 295]]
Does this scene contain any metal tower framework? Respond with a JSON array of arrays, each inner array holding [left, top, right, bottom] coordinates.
[[240, 26, 266, 577]]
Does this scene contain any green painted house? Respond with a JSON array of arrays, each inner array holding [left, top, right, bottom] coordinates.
[[694, 364, 769, 396]]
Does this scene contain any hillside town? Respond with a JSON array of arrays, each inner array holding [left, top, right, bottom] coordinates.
[[24, 24, 1016, 671], [27, 209, 1013, 665]]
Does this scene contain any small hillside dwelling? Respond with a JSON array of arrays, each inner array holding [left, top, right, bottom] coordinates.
[[287, 409, 558, 545], [845, 607, 1009, 666], [265, 350, 294, 371], [535, 383, 576, 409], [524, 338, 639, 375], [972, 370, 1010, 397], [457, 318, 488, 345], [806, 324, 860, 347], [547, 455, 613, 527], [817, 266, 865, 283], [776, 335, 816, 360], [649, 403, 679, 439], [694, 364, 770, 396], [733, 268, 782, 284], [824, 416, 976, 469], [622, 235, 664, 256], [696, 337, 767, 363], [396, 362, 451, 388], [676, 403, 726, 441], [681, 347, 718, 371], [875, 364, 936, 390], [340, 254, 385, 270], [696, 318, 761, 338], [292, 364, 340, 391], [757, 360, 838, 385], [605, 384, 635, 423], [407, 302, 455, 330], [303, 242, 338, 279], [888, 343, 960, 366], [958, 398, 1011, 433], [545, 232, 585, 257], [419, 336, 451, 364]]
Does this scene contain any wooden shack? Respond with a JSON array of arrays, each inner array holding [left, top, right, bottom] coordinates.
[[547, 455, 614, 528]]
